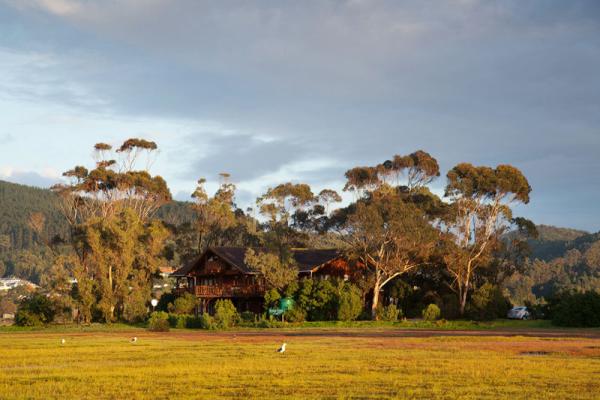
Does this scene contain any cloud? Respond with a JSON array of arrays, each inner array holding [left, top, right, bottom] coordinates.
[[0, 167, 61, 188], [0, 1, 599, 230]]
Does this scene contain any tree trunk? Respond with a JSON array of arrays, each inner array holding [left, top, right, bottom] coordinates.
[[459, 281, 469, 316], [371, 279, 381, 320]]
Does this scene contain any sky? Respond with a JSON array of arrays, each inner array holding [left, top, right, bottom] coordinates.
[[0, 0, 599, 231]]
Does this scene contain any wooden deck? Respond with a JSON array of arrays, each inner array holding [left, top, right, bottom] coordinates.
[[176, 284, 264, 298]]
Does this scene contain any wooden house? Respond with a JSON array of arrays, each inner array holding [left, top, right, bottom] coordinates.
[[171, 247, 360, 314]]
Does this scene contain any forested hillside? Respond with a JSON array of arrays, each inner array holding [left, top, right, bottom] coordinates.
[[0, 180, 69, 250], [504, 226, 600, 304], [0, 180, 196, 282]]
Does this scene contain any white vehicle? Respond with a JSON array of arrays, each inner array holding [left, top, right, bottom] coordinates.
[[507, 306, 531, 320]]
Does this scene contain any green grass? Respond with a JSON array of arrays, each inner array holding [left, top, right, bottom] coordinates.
[[1, 329, 599, 399], [1, 319, 591, 335]]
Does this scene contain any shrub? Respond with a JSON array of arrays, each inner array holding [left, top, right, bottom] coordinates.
[[199, 313, 216, 330], [214, 299, 239, 329], [376, 304, 401, 321], [168, 292, 198, 315], [15, 294, 56, 326], [337, 284, 363, 321], [264, 288, 281, 311], [467, 283, 512, 321], [284, 306, 306, 323], [147, 311, 170, 332], [15, 310, 43, 327], [186, 316, 204, 329], [240, 311, 256, 323], [422, 304, 441, 321], [168, 313, 190, 329], [551, 291, 600, 327]]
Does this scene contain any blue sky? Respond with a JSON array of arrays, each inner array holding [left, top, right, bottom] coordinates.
[[0, 0, 599, 231]]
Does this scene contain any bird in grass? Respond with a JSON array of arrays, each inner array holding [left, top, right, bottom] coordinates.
[[130, 337, 138, 344], [60, 338, 66, 345], [276, 343, 286, 354]]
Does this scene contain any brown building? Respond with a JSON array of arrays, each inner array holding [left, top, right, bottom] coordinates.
[[172, 247, 360, 314]]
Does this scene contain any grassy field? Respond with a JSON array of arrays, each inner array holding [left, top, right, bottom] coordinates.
[[1, 327, 600, 399]]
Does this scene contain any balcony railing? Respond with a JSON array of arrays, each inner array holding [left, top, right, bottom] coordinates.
[[192, 284, 263, 298]]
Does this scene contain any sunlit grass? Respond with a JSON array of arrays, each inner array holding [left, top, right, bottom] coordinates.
[[1, 328, 599, 399]]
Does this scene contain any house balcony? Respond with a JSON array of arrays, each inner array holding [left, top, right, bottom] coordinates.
[[179, 284, 264, 298]]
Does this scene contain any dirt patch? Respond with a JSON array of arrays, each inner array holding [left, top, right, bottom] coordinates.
[[519, 351, 556, 356]]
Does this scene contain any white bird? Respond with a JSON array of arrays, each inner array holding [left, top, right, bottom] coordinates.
[[276, 343, 286, 354], [130, 337, 138, 344], [60, 338, 66, 345]]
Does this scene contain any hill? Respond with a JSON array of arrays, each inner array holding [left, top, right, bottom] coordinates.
[[504, 225, 600, 304], [0, 180, 197, 251], [526, 225, 590, 261], [0, 180, 69, 250]]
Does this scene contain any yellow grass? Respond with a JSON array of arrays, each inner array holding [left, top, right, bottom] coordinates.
[[1, 329, 599, 399]]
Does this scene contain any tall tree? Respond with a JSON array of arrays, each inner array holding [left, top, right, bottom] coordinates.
[[339, 151, 441, 319], [442, 163, 531, 315], [52, 138, 171, 322]]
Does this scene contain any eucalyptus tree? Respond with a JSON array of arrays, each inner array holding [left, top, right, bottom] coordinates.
[[338, 151, 442, 319], [52, 138, 171, 322], [442, 163, 531, 315], [244, 183, 318, 292]]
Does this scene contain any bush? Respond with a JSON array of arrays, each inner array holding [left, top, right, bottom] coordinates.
[[467, 283, 512, 321], [186, 315, 204, 329], [14, 310, 44, 327], [422, 304, 441, 321], [284, 306, 306, 323], [147, 311, 170, 332], [337, 284, 363, 321], [168, 292, 198, 315], [551, 291, 600, 327], [168, 313, 190, 329], [15, 294, 56, 326], [264, 288, 281, 311], [240, 311, 256, 323], [214, 299, 239, 329], [199, 313, 216, 330], [376, 304, 401, 321]]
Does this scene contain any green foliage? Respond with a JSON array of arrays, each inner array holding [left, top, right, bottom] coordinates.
[[147, 311, 170, 332], [297, 279, 338, 321], [245, 249, 298, 291], [264, 288, 281, 310], [14, 310, 44, 327], [213, 299, 239, 329], [551, 291, 600, 327], [168, 292, 198, 315], [467, 283, 512, 321], [15, 294, 56, 326], [376, 304, 401, 322], [168, 313, 189, 329], [422, 304, 441, 321], [337, 283, 363, 321], [240, 311, 256, 323], [284, 306, 306, 323], [0, 180, 70, 253], [199, 313, 216, 330]]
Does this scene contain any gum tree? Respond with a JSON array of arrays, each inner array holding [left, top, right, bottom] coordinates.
[[442, 163, 531, 315]]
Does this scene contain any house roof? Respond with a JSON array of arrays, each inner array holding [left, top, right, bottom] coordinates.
[[171, 246, 343, 276]]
